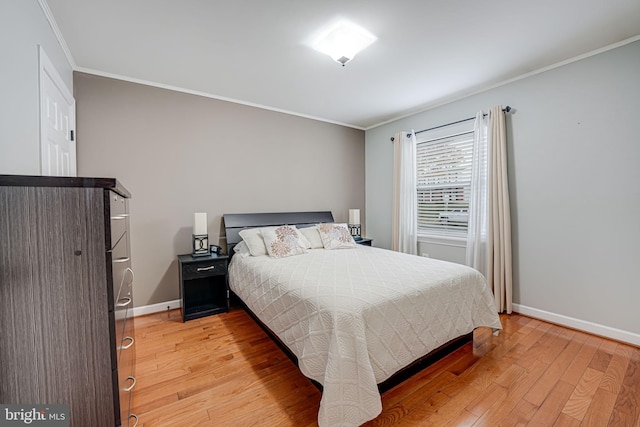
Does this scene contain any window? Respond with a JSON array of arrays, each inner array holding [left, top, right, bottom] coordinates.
[[416, 121, 474, 237]]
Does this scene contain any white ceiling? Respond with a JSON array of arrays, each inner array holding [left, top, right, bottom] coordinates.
[[44, 0, 640, 129]]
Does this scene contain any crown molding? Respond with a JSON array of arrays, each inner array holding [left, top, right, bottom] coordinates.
[[38, 0, 76, 69]]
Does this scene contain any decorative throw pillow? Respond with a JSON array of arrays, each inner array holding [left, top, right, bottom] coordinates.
[[316, 223, 356, 250], [299, 226, 324, 249], [260, 225, 308, 258], [238, 228, 268, 256]]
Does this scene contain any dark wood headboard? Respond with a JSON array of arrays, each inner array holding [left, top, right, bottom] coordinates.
[[223, 211, 334, 254]]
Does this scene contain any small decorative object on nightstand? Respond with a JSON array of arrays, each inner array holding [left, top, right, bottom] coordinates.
[[348, 208, 362, 241], [178, 253, 229, 321], [192, 212, 209, 257]]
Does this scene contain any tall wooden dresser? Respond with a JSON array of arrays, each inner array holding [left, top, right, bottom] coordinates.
[[0, 175, 137, 427]]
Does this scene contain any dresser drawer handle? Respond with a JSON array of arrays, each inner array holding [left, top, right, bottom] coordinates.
[[121, 267, 135, 286], [121, 336, 134, 350], [129, 414, 139, 427], [197, 266, 215, 272], [117, 268, 134, 293], [116, 297, 132, 307], [124, 376, 136, 392], [113, 256, 130, 263], [111, 214, 128, 220]]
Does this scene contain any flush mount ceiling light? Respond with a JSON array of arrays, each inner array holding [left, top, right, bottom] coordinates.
[[310, 20, 377, 66]]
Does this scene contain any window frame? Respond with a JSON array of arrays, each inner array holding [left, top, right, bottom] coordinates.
[[415, 120, 475, 240]]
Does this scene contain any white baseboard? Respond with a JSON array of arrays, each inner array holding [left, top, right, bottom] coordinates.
[[513, 304, 640, 347], [133, 299, 181, 317]]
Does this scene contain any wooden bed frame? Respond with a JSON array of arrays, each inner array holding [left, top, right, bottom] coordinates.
[[222, 211, 473, 394]]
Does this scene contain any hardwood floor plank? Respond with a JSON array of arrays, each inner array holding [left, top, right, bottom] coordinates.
[[413, 380, 483, 426], [516, 320, 552, 351], [466, 355, 514, 391], [522, 332, 586, 407], [499, 399, 538, 427], [465, 382, 507, 417], [493, 361, 526, 389], [486, 331, 527, 362], [130, 392, 179, 420], [526, 380, 574, 426], [553, 413, 581, 427], [561, 367, 604, 421], [588, 348, 614, 372], [389, 391, 450, 426], [137, 396, 213, 427], [130, 309, 640, 427], [538, 327, 574, 365], [560, 335, 602, 385], [384, 392, 450, 427], [391, 371, 458, 414], [445, 343, 482, 376], [599, 338, 619, 355], [377, 345, 468, 411], [580, 387, 617, 427], [204, 373, 314, 425], [599, 344, 633, 394], [176, 355, 296, 401], [445, 408, 478, 426], [471, 359, 548, 426], [608, 349, 640, 426]]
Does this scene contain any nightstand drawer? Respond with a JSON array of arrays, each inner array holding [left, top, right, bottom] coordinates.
[[182, 258, 227, 279]]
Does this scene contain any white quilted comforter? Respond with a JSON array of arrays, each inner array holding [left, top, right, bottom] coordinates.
[[229, 246, 502, 426]]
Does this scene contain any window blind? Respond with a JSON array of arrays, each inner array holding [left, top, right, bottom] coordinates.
[[416, 129, 474, 237]]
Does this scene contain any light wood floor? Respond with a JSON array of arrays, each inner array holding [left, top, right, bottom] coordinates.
[[131, 308, 640, 426]]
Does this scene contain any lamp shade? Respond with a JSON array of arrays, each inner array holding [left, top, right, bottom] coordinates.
[[349, 209, 360, 225], [193, 212, 207, 235]]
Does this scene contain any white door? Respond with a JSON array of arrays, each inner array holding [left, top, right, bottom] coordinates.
[[39, 46, 76, 176]]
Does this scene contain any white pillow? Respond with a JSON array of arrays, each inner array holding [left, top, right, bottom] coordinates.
[[296, 228, 312, 249], [260, 225, 308, 258], [232, 240, 251, 258], [238, 228, 268, 256], [316, 223, 357, 250], [299, 226, 324, 249]]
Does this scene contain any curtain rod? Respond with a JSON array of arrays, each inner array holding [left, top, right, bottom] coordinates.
[[390, 106, 511, 142]]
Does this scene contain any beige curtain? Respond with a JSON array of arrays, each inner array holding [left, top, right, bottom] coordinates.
[[488, 106, 513, 313], [392, 131, 418, 254]]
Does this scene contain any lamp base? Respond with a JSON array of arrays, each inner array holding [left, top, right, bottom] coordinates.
[[192, 234, 209, 257], [348, 224, 361, 240]]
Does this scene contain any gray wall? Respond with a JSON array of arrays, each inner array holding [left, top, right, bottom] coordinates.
[[74, 73, 365, 307], [0, 1, 73, 175], [366, 40, 640, 335]]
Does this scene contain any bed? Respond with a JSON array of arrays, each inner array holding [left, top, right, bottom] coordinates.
[[223, 211, 502, 427]]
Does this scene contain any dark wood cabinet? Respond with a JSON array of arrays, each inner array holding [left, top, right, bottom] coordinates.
[[0, 175, 136, 427], [178, 254, 229, 321]]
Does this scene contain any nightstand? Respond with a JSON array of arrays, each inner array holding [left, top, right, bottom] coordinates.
[[178, 253, 229, 321], [355, 238, 372, 246]]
